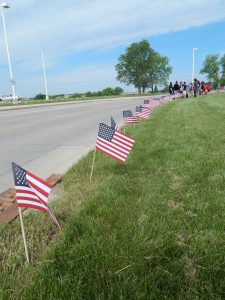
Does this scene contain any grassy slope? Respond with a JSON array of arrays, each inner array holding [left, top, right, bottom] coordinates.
[[1, 93, 225, 299]]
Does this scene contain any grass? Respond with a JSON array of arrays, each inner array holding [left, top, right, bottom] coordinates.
[[1, 93, 225, 299], [0, 96, 118, 107], [0, 93, 161, 107]]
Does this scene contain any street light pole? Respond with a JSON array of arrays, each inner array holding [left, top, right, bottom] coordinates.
[[192, 48, 198, 83], [41, 50, 49, 101], [0, 2, 16, 97]]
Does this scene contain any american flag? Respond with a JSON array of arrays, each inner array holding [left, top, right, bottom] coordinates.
[[143, 100, 160, 109], [137, 107, 151, 119], [144, 99, 149, 104], [135, 105, 143, 117], [96, 123, 135, 163], [123, 110, 138, 124], [111, 116, 119, 131], [12, 162, 60, 227]]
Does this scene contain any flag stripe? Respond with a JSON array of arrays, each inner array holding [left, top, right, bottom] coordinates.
[[16, 196, 41, 203], [26, 181, 48, 203], [115, 131, 135, 143], [16, 189, 38, 196], [96, 145, 126, 163], [124, 117, 138, 124], [112, 137, 134, 151], [17, 202, 48, 212], [96, 138, 128, 157], [113, 134, 134, 146], [16, 186, 40, 201], [27, 173, 51, 195], [27, 171, 52, 189], [110, 137, 132, 153], [17, 198, 47, 207], [99, 132, 134, 153]]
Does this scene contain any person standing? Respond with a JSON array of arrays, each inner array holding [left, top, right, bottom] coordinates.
[[183, 82, 188, 98], [169, 82, 174, 95], [174, 81, 180, 93], [187, 83, 193, 97], [198, 80, 201, 95], [193, 78, 198, 97], [179, 82, 184, 98]]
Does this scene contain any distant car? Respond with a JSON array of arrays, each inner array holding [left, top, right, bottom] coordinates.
[[0, 95, 21, 102]]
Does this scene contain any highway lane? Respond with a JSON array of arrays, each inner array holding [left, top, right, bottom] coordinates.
[[0, 96, 148, 190]]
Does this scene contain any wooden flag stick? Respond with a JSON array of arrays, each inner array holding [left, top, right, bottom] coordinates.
[[18, 207, 29, 263], [90, 148, 97, 182]]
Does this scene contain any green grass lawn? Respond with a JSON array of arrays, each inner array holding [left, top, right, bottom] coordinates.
[[1, 93, 225, 299]]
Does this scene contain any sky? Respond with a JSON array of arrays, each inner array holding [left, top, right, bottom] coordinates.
[[0, 0, 225, 98]]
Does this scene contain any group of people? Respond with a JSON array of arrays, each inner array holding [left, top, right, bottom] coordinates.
[[169, 80, 212, 98]]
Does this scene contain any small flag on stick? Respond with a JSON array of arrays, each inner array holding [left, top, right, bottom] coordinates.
[[135, 105, 151, 119], [111, 116, 120, 131], [12, 162, 61, 262], [123, 110, 138, 125], [96, 123, 135, 164], [138, 107, 151, 119], [12, 162, 60, 227], [135, 105, 143, 117]]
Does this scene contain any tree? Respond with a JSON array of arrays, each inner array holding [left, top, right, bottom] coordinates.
[[220, 54, 225, 87], [97, 91, 103, 97], [102, 87, 114, 96], [200, 54, 220, 85], [115, 39, 172, 94], [34, 93, 46, 100], [153, 85, 158, 93], [114, 87, 124, 95], [50, 94, 64, 99], [146, 51, 172, 92], [85, 91, 92, 97]]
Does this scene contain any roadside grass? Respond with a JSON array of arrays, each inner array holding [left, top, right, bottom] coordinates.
[[0, 93, 161, 107], [0, 97, 107, 106], [0, 96, 119, 107], [1, 93, 225, 299]]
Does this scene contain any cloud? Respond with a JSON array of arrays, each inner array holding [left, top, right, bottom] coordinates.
[[0, 0, 225, 96]]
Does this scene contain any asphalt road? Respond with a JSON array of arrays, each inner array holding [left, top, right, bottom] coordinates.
[[0, 96, 148, 191]]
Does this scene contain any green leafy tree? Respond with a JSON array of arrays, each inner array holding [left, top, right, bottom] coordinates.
[[97, 91, 103, 97], [113, 87, 124, 95], [102, 87, 114, 96], [70, 93, 83, 98], [115, 39, 172, 94], [50, 94, 64, 99], [34, 93, 46, 100], [220, 54, 225, 87], [85, 91, 92, 97], [147, 52, 172, 92], [153, 85, 158, 93], [200, 54, 220, 85], [115, 40, 151, 94]]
